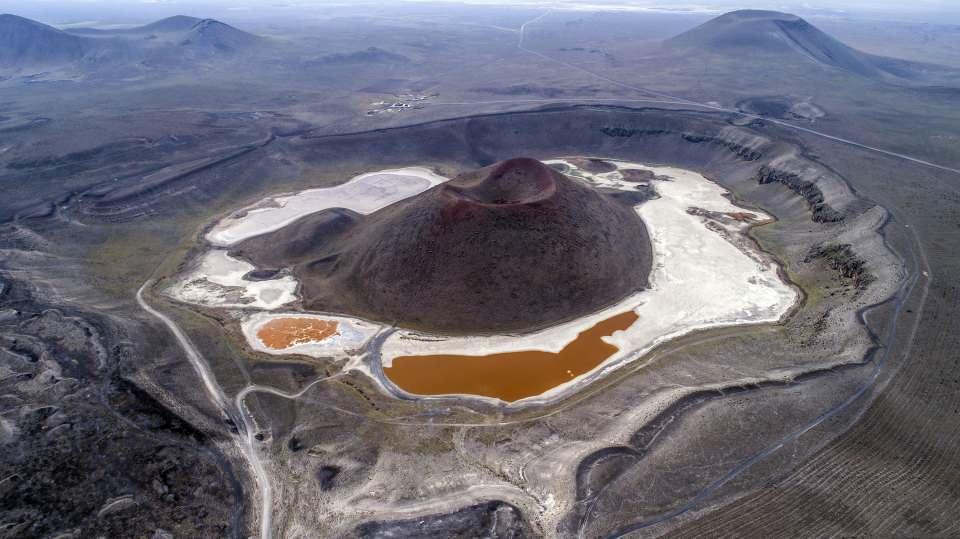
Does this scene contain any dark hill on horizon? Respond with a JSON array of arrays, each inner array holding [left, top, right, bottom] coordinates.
[[666, 10, 931, 80], [138, 15, 203, 34], [66, 15, 259, 53], [307, 47, 409, 67], [0, 13, 90, 66], [177, 19, 259, 53], [0, 14, 259, 68], [65, 15, 203, 35], [233, 158, 654, 334]]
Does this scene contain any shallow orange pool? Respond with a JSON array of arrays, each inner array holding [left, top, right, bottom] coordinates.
[[383, 311, 638, 402], [256, 318, 340, 350]]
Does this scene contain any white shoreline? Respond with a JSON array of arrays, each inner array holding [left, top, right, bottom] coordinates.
[[205, 167, 450, 246], [168, 249, 299, 310], [240, 312, 382, 358]]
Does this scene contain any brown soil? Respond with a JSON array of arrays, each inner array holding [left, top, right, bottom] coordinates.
[[727, 211, 758, 222]]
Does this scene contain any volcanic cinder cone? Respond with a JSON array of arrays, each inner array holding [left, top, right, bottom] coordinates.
[[666, 10, 885, 78], [237, 157, 653, 334]]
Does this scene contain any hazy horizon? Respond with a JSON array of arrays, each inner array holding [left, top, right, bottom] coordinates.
[[3, 0, 960, 27]]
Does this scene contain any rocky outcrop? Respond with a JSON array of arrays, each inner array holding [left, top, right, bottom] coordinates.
[[599, 126, 763, 161], [756, 165, 844, 222], [806, 243, 875, 290]]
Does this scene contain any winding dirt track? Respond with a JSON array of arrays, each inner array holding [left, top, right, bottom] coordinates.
[[136, 283, 274, 539]]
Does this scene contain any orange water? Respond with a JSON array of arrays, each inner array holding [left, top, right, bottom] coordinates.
[[384, 311, 638, 402], [256, 318, 340, 350]]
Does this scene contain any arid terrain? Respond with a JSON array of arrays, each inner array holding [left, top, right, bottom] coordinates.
[[1, 4, 959, 538]]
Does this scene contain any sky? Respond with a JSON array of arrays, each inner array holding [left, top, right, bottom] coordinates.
[[2, 0, 959, 26]]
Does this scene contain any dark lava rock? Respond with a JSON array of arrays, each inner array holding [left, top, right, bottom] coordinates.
[[806, 243, 874, 290], [237, 157, 652, 334], [244, 268, 283, 281], [566, 157, 617, 173], [756, 165, 843, 222], [618, 169, 671, 183], [620, 168, 656, 182], [737, 96, 792, 118], [316, 465, 340, 491], [288, 437, 303, 452], [356, 500, 534, 538], [0, 279, 238, 538], [602, 185, 658, 206]]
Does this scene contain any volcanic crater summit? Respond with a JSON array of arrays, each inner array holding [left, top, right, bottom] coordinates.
[[441, 157, 558, 206]]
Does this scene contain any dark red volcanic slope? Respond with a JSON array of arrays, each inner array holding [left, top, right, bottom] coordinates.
[[235, 157, 652, 333]]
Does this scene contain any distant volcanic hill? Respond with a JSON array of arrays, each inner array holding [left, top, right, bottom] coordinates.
[[309, 47, 409, 66], [667, 10, 909, 79], [177, 19, 259, 53], [65, 16, 203, 35], [233, 158, 653, 334], [71, 15, 260, 53], [137, 15, 203, 34], [0, 14, 259, 68], [0, 14, 90, 66]]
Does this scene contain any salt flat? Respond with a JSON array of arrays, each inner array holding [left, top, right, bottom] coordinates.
[[168, 249, 298, 310], [206, 167, 450, 246]]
